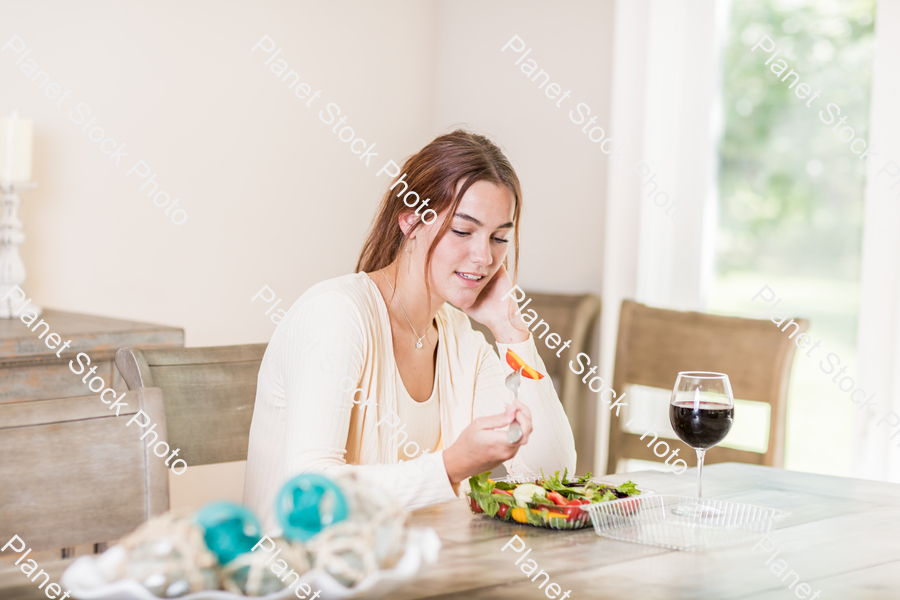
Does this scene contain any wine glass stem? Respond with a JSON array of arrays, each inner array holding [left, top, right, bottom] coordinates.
[[696, 448, 706, 498]]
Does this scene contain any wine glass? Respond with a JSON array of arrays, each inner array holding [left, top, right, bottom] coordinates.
[[669, 371, 734, 517]]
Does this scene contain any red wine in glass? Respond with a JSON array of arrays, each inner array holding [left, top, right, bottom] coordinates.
[[669, 402, 734, 449]]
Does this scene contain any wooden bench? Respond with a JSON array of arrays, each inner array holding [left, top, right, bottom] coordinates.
[[115, 344, 267, 467], [0, 388, 169, 599]]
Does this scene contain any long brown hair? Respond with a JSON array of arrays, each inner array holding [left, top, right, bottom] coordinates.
[[356, 130, 522, 292]]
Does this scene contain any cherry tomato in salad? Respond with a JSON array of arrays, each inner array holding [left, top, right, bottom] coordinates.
[[497, 503, 510, 519], [560, 504, 586, 519], [469, 496, 484, 514]]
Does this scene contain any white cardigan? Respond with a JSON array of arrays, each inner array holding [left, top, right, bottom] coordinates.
[[243, 272, 577, 531]]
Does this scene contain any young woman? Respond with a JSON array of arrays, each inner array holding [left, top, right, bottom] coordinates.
[[244, 130, 576, 531]]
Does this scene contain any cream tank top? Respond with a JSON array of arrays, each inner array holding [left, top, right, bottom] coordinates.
[[394, 365, 441, 461]]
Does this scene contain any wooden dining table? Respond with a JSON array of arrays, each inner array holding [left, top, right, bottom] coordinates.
[[2, 463, 897, 599], [395, 463, 900, 600]]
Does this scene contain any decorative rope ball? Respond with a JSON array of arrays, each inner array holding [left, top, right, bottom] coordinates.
[[220, 537, 311, 596], [328, 471, 408, 568], [307, 521, 380, 587], [297, 472, 409, 587], [113, 510, 219, 597], [331, 471, 406, 524]]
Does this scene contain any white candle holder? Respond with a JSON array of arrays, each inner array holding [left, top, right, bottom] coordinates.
[[0, 181, 40, 319]]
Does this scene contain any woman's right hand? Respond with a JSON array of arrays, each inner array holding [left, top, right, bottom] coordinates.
[[442, 400, 533, 485]]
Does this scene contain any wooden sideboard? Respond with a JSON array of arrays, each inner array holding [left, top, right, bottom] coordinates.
[[0, 309, 183, 563]]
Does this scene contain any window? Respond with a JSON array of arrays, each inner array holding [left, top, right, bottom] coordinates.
[[708, 0, 876, 476]]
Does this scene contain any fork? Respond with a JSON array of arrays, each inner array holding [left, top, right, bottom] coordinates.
[[504, 366, 524, 443]]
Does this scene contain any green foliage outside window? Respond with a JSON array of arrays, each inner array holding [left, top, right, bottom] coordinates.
[[718, 0, 875, 279]]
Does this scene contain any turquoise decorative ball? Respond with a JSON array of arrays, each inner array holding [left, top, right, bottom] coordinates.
[[193, 502, 263, 565], [276, 474, 349, 541]]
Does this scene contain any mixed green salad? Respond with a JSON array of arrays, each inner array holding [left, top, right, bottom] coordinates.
[[467, 470, 641, 529]]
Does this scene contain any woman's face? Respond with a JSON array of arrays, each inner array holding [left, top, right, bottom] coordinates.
[[418, 179, 515, 308]]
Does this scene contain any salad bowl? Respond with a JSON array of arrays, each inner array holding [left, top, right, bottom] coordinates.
[[466, 470, 649, 530]]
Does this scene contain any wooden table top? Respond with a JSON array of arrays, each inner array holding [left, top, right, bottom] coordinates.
[[3, 463, 896, 599], [0, 308, 183, 362], [397, 463, 900, 599]]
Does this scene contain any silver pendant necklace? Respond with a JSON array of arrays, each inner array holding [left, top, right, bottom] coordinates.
[[378, 269, 427, 349]]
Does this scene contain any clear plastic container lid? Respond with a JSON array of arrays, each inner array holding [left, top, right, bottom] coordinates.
[[586, 494, 790, 551]]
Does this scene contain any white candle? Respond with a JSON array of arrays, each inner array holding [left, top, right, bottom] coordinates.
[[0, 111, 33, 183]]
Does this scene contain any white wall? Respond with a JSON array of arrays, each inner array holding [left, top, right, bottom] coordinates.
[[3, 0, 439, 348], [434, 0, 614, 296]]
